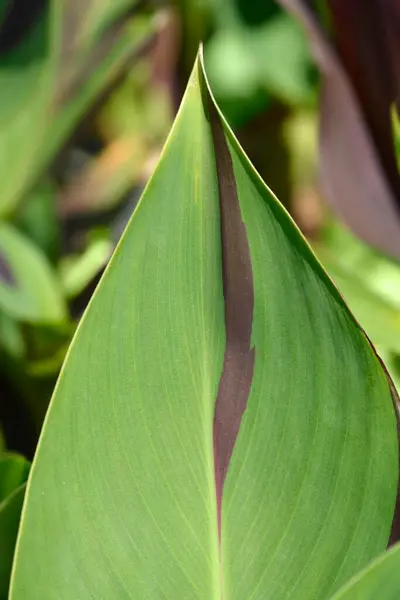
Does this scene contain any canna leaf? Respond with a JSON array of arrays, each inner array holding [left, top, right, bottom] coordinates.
[[9, 51, 398, 600], [330, 542, 400, 600]]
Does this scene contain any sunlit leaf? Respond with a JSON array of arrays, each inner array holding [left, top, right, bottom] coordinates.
[[60, 238, 112, 299], [9, 51, 398, 600], [205, 2, 315, 125]]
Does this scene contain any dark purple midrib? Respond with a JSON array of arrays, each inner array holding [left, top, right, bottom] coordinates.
[[208, 100, 255, 535]]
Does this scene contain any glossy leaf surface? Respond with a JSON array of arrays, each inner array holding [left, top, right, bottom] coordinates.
[[9, 52, 398, 600]]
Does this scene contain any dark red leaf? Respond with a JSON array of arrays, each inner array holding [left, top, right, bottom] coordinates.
[[279, 0, 400, 258]]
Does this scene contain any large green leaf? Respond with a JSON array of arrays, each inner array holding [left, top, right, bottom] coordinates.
[[330, 543, 400, 600], [9, 52, 398, 599], [0, 453, 29, 600]]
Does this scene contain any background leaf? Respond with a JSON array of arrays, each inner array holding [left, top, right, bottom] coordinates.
[[0, 223, 66, 323], [0, 453, 29, 600], [0, 1, 59, 217], [278, 0, 400, 259]]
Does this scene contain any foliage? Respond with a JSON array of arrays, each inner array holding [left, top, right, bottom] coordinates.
[[279, 0, 400, 258], [7, 50, 399, 600], [1, 0, 400, 598], [0, 0, 160, 457], [0, 453, 29, 599]]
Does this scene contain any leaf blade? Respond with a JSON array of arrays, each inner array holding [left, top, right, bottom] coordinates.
[[201, 56, 398, 599], [0, 223, 66, 324], [329, 542, 400, 600], [9, 51, 399, 600], [10, 58, 224, 600]]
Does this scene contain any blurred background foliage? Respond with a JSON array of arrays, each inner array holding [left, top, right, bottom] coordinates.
[[0, 0, 399, 465]]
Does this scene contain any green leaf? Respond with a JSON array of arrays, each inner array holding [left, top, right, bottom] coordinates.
[[10, 52, 398, 600], [0, 454, 29, 600], [0, 312, 25, 358], [0, 2, 60, 216], [0, 223, 66, 324], [15, 180, 60, 262], [205, 3, 315, 115], [314, 244, 400, 354], [62, 0, 139, 59], [0, 2, 150, 216], [0, 487, 26, 600], [392, 104, 400, 172], [0, 453, 29, 503], [40, 14, 152, 169], [79, 0, 139, 44], [60, 237, 112, 299], [330, 543, 400, 600], [313, 221, 400, 355]]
